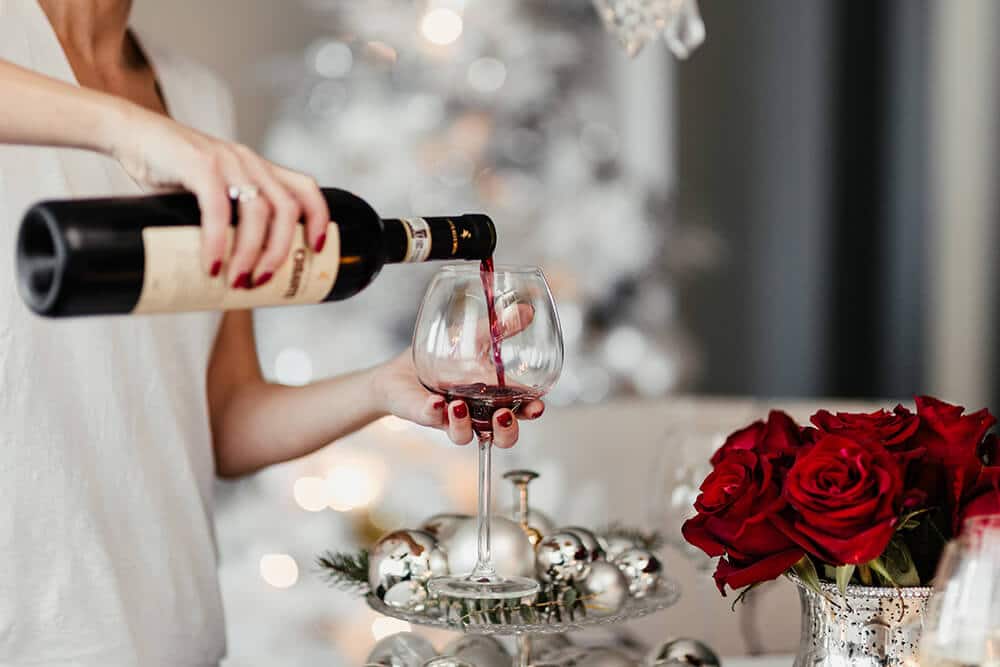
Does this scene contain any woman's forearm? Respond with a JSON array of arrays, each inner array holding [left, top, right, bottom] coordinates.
[[210, 369, 387, 478], [0, 59, 129, 153]]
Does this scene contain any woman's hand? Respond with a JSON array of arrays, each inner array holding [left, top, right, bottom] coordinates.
[[110, 104, 328, 287], [371, 350, 546, 448]]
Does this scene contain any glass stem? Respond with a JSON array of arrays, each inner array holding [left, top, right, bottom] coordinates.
[[516, 635, 531, 667], [470, 431, 496, 580]]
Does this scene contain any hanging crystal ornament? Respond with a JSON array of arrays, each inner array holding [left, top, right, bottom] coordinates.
[[591, 0, 672, 57], [592, 0, 705, 59], [662, 0, 706, 59]]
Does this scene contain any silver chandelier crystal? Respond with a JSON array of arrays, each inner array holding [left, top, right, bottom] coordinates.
[[593, 0, 706, 58]]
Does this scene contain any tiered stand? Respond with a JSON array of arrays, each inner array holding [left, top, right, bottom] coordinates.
[[366, 582, 681, 665]]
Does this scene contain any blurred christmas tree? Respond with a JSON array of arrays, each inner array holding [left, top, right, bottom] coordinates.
[[255, 0, 710, 403], [217, 2, 709, 664]]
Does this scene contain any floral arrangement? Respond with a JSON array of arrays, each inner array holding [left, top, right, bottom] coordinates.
[[682, 397, 1000, 597]]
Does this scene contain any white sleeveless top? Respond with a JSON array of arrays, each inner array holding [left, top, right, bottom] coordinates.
[[0, 2, 231, 664]]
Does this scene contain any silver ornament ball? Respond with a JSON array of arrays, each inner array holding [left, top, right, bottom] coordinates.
[[560, 526, 606, 561], [422, 659, 473, 667], [442, 635, 509, 667], [368, 530, 449, 602], [578, 560, 629, 617], [420, 513, 470, 541], [535, 531, 590, 584], [528, 634, 573, 659], [366, 632, 437, 667], [597, 534, 640, 562], [383, 580, 429, 612], [441, 516, 535, 579], [576, 648, 635, 666], [614, 548, 662, 598], [644, 638, 720, 667]]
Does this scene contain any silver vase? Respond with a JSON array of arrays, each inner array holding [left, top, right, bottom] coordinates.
[[790, 574, 933, 667]]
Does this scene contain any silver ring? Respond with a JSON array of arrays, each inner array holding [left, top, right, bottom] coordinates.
[[227, 184, 260, 203]]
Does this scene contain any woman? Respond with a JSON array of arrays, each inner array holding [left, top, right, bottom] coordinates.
[[0, 1, 544, 664]]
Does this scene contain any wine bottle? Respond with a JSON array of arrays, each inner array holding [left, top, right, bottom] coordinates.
[[16, 188, 495, 317]]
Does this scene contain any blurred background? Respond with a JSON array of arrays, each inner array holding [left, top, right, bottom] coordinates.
[[131, 0, 1000, 664]]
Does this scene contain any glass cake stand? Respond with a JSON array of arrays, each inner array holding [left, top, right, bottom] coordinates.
[[367, 580, 681, 666]]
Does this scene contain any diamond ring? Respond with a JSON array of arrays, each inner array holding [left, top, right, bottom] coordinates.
[[227, 184, 261, 203]]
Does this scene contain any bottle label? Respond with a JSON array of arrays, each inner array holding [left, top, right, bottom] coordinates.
[[132, 223, 340, 314], [400, 217, 431, 262]]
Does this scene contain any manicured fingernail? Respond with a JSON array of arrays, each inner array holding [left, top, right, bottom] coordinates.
[[433, 399, 446, 410], [314, 234, 327, 253], [232, 272, 251, 289], [531, 405, 545, 419], [210, 260, 222, 277], [453, 403, 468, 419], [254, 271, 273, 287], [497, 411, 513, 428]]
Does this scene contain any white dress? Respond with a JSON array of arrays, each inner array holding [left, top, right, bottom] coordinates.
[[0, 1, 232, 664]]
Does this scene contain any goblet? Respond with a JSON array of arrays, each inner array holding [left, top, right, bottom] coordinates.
[[413, 265, 563, 599]]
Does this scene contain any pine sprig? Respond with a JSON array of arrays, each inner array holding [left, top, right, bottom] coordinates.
[[316, 549, 370, 595], [601, 522, 665, 551]]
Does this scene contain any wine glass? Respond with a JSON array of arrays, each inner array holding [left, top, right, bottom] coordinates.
[[920, 514, 1000, 667], [413, 264, 563, 599]]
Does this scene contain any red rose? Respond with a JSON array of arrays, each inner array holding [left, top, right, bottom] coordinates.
[[957, 435, 1000, 531], [683, 447, 803, 595], [911, 397, 997, 530], [710, 410, 803, 466], [913, 396, 995, 466], [779, 434, 903, 565], [810, 406, 922, 463]]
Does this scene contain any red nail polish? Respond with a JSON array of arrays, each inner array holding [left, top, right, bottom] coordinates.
[[232, 272, 251, 289], [453, 403, 468, 419], [497, 411, 513, 428], [254, 271, 273, 287], [532, 405, 545, 418], [314, 234, 327, 253], [210, 260, 222, 277], [433, 399, 446, 410]]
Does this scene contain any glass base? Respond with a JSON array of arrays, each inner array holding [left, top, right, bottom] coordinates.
[[428, 574, 540, 600]]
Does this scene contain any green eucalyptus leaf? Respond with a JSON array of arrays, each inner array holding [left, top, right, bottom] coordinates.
[[835, 564, 856, 595], [884, 539, 921, 587], [792, 556, 823, 595], [868, 557, 898, 587]]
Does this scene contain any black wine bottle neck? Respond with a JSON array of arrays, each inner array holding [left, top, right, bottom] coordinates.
[[380, 215, 496, 263]]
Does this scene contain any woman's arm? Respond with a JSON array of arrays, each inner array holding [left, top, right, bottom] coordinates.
[[207, 312, 544, 478], [0, 59, 125, 152], [0, 59, 327, 284]]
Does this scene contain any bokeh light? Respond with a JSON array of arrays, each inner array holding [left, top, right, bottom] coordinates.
[[467, 57, 507, 93], [259, 554, 299, 589], [311, 40, 353, 78], [326, 461, 384, 512], [293, 476, 328, 512], [370, 617, 411, 641], [420, 8, 464, 46]]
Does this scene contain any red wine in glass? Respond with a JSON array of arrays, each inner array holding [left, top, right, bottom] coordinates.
[[480, 257, 506, 389], [444, 382, 541, 433]]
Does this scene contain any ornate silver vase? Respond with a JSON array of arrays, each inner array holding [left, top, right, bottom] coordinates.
[[790, 575, 933, 667]]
